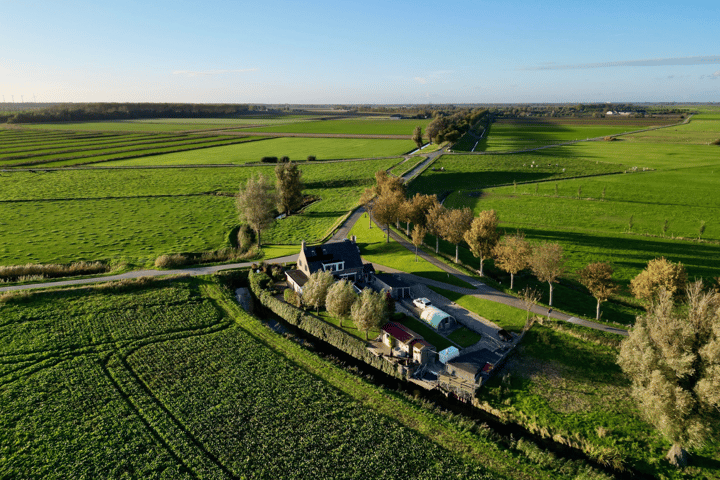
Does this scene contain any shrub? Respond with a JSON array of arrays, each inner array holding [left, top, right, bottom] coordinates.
[[307, 155, 316, 161], [284, 288, 302, 308], [0, 261, 109, 281], [281, 156, 290, 163], [261, 156, 278, 163], [712, 138, 720, 146], [236, 224, 256, 252], [154, 254, 188, 268]]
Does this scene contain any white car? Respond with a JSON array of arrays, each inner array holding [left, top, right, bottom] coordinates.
[[413, 297, 432, 309]]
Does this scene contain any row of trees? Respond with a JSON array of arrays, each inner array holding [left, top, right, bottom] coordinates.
[[425, 109, 489, 144], [285, 271, 390, 340], [236, 162, 304, 246]]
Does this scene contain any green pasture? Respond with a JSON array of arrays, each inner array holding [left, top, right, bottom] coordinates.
[[20, 121, 236, 132], [240, 118, 431, 136], [0, 158, 401, 265], [479, 123, 658, 152], [408, 153, 625, 196], [103, 137, 415, 166], [0, 276, 579, 479], [478, 324, 720, 479]]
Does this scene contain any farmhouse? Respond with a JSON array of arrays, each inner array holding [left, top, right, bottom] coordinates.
[[285, 238, 374, 293], [380, 322, 434, 365]]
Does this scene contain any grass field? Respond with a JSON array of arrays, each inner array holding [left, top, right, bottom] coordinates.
[[103, 137, 416, 165], [478, 323, 720, 479], [1, 275, 600, 479], [430, 286, 529, 332], [239, 118, 431, 136], [0, 158, 401, 266]]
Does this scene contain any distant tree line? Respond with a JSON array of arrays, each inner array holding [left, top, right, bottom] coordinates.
[[1, 102, 263, 124], [425, 108, 489, 144]]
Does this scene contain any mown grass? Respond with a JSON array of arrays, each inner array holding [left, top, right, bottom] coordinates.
[[478, 323, 720, 479], [104, 137, 416, 166], [347, 216, 475, 289]]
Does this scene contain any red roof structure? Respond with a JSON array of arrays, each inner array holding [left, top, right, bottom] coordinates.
[[381, 322, 419, 344]]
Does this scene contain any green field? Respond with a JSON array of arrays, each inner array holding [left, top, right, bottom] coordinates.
[[478, 323, 720, 479], [239, 118, 431, 136], [0, 158, 401, 266], [103, 137, 415, 165], [0, 276, 593, 479]]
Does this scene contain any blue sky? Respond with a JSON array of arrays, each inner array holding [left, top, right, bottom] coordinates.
[[2, 0, 719, 104]]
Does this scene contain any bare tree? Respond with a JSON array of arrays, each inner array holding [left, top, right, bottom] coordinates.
[[578, 262, 619, 320], [493, 232, 531, 290], [351, 288, 388, 340], [630, 257, 687, 305], [439, 207, 474, 263], [275, 161, 303, 215], [520, 286, 541, 329], [529, 242, 566, 306], [236, 173, 276, 247], [326, 279, 357, 327], [618, 282, 720, 467], [372, 189, 404, 243], [302, 270, 335, 313], [425, 201, 447, 254], [463, 210, 500, 276], [411, 224, 427, 262]]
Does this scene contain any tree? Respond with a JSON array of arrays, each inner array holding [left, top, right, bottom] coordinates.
[[236, 173, 276, 247], [529, 242, 566, 306], [578, 262, 619, 320], [493, 232, 531, 290], [412, 126, 423, 149], [463, 210, 500, 276], [630, 257, 687, 305], [439, 207, 474, 263], [351, 288, 388, 340], [425, 201, 447, 254], [326, 279, 357, 327], [520, 286, 541, 329], [275, 161, 303, 215], [411, 224, 427, 262], [302, 270, 335, 313], [372, 188, 404, 243], [618, 282, 720, 467]]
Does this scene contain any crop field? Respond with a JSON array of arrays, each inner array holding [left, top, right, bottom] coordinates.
[[103, 136, 416, 166], [0, 158, 401, 265], [459, 116, 681, 153], [478, 324, 720, 479], [238, 117, 431, 136], [0, 277, 583, 479]]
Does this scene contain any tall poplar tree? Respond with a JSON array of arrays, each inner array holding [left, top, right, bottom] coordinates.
[[236, 173, 275, 247]]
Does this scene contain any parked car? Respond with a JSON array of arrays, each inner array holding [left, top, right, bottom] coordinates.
[[413, 297, 432, 309]]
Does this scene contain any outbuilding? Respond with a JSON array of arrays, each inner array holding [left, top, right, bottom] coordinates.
[[420, 306, 456, 331]]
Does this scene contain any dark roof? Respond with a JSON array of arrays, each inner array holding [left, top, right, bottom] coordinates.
[[450, 348, 502, 369], [375, 273, 410, 289], [449, 362, 481, 376], [285, 269, 309, 287], [381, 321, 420, 344], [303, 239, 364, 273]]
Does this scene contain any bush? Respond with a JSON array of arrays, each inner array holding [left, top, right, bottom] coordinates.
[[0, 261, 109, 281], [154, 254, 188, 268], [284, 288, 302, 308], [281, 156, 290, 163], [236, 224, 256, 253], [307, 155, 316, 161], [712, 138, 720, 146], [261, 156, 278, 163]]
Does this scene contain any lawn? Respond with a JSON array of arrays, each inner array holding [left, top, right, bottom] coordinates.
[[347, 217, 475, 289], [429, 286, 529, 333], [447, 326, 483, 348]]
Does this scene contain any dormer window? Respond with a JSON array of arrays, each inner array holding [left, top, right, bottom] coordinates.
[[322, 261, 345, 272]]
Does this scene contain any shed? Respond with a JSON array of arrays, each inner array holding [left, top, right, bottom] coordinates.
[[373, 274, 411, 299], [420, 306, 456, 331], [438, 346, 460, 364], [381, 322, 422, 356], [411, 339, 434, 365]]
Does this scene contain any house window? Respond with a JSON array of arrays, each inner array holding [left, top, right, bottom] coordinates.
[[322, 261, 344, 272]]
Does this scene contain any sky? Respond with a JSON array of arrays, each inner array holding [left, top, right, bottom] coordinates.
[[2, 0, 719, 104]]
